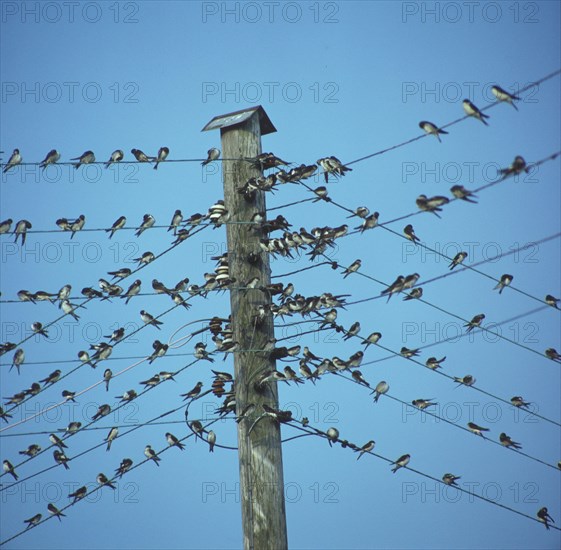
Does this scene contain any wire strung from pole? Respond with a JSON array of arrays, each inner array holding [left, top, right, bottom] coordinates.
[[0, 351, 212, 479], [0, 404, 225, 546], [1, 223, 210, 354], [282, 419, 561, 531], [0, 311, 215, 427]]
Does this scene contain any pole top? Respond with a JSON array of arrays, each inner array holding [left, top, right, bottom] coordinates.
[[201, 106, 276, 135]]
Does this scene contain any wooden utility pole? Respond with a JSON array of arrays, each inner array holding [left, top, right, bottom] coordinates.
[[202, 107, 288, 550]]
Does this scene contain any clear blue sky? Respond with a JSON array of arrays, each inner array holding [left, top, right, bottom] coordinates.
[[1, 1, 560, 548]]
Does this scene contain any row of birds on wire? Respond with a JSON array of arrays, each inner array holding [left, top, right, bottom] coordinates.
[[0, 83, 525, 175]]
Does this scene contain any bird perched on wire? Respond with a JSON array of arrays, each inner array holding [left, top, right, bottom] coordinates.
[[202, 148, 220, 166], [153, 146, 169, 170], [419, 121, 448, 142], [71, 150, 95, 169]]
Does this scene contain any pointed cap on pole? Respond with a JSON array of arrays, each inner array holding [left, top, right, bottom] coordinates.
[[201, 106, 276, 135]]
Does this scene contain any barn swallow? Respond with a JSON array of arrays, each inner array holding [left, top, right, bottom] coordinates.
[[202, 148, 220, 166], [464, 314, 485, 332], [3, 149, 22, 173], [181, 381, 203, 401], [351, 370, 370, 387], [106, 215, 126, 239], [80, 286, 103, 298], [34, 290, 56, 303], [283, 366, 303, 385], [25, 382, 41, 396], [140, 310, 163, 329], [0, 218, 12, 234], [194, 342, 214, 362], [122, 279, 141, 304], [53, 449, 70, 469], [153, 146, 169, 170], [510, 396, 531, 408], [68, 485, 87, 503], [403, 224, 419, 243], [400, 347, 420, 358], [206, 430, 216, 452], [61, 390, 76, 403], [356, 212, 379, 233], [105, 149, 124, 168], [135, 214, 155, 236], [11, 348, 25, 374], [47, 503, 66, 521], [362, 331, 381, 348], [71, 150, 95, 169], [426, 356, 445, 370], [416, 194, 449, 216], [144, 445, 161, 466], [131, 149, 153, 162], [78, 350, 95, 368], [91, 404, 111, 421], [56, 218, 71, 231], [151, 279, 171, 294], [419, 121, 448, 142], [545, 294, 560, 309], [537, 507, 555, 530], [190, 420, 205, 440], [449, 251, 467, 270], [545, 348, 561, 361], [326, 427, 339, 447], [57, 284, 72, 304], [347, 350, 364, 368], [61, 299, 80, 320], [381, 276, 405, 302], [116, 389, 138, 402], [139, 374, 160, 388], [491, 85, 520, 110], [454, 374, 475, 387], [402, 273, 420, 289], [467, 422, 489, 437], [24, 513, 42, 529], [499, 432, 522, 449], [299, 361, 316, 385], [0, 406, 13, 423], [159, 371, 177, 382], [168, 210, 183, 234], [149, 340, 169, 363], [442, 473, 461, 486], [463, 99, 490, 125], [356, 440, 375, 460], [3, 460, 18, 480], [412, 398, 437, 410], [347, 206, 370, 219], [40, 369, 61, 386], [372, 381, 389, 403], [391, 454, 410, 473], [49, 433, 68, 449], [494, 274, 513, 294], [105, 327, 125, 343], [450, 184, 478, 203], [39, 149, 60, 170], [166, 432, 185, 450], [403, 287, 423, 301], [103, 369, 113, 391], [62, 421, 82, 437], [97, 472, 116, 489], [4, 392, 26, 406], [343, 321, 360, 340], [19, 443, 41, 456], [499, 155, 527, 176], [30, 321, 48, 338], [312, 186, 329, 202], [13, 219, 32, 245], [317, 156, 352, 182], [115, 458, 133, 478], [343, 259, 361, 278], [134, 251, 155, 265]]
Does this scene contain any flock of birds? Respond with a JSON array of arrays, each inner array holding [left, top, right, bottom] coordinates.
[[1, 81, 560, 537]]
